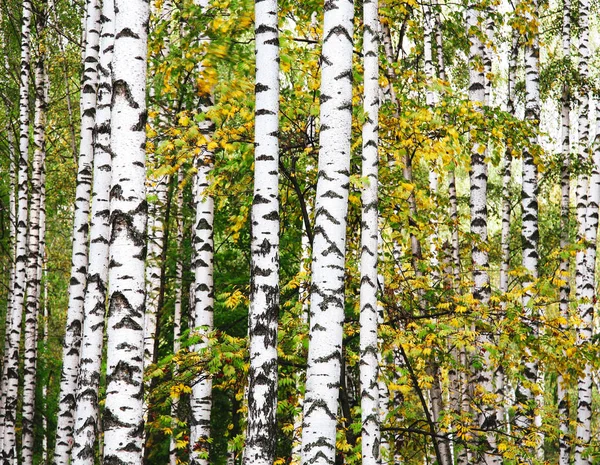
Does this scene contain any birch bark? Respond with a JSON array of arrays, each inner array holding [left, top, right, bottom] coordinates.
[[102, 0, 150, 463], [466, 4, 499, 464], [71, 2, 115, 463], [574, 0, 593, 462], [144, 0, 173, 371], [190, 147, 215, 465], [514, 0, 541, 449], [22, 28, 49, 465], [557, 1, 571, 463], [243, 1, 281, 463], [54, 2, 101, 462], [300, 0, 354, 463], [0, 1, 32, 460], [189, 2, 215, 461], [360, 1, 380, 464], [169, 170, 185, 465]]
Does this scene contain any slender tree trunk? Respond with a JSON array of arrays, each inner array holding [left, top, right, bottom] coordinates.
[[54, 2, 101, 462], [557, 1, 571, 463], [22, 27, 49, 465], [574, 0, 592, 462], [0, 1, 32, 460], [169, 170, 185, 465], [187, 3, 215, 463], [0, 95, 17, 453], [483, 13, 494, 106], [466, 4, 498, 464], [144, 0, 173, 370], [41, 256, 49, 465], [300, 0, 354, 463], [499, 32, 518, 301], [189, 149, 215, 465], [360, 1, 381, 464], [70, 2, 114, 463], [102, 0, 150, 463], [514, 0, 541, 450], [243, 2, 281, 463]]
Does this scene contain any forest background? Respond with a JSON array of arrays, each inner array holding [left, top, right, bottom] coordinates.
[[1, 0, 600, 464]]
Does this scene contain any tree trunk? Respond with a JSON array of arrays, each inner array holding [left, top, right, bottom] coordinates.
[[70, 2, 114, 463], [169, 170, 185, 465], [557, 1, 571, 463], [102, 0, 150, 463], [22, 25, 49, 465], [243, 2, 281, 463], [574, 0, 592, 462], [144, 0, 173, 371], [514, 0, 541, 450], [360, 1, 380, 464], [188, 2, 215, 463], [300, 0, 354, 463], [467, 4, 498, 464], [190, 149, 215, 465], [54, 1, 101, 462], [0, 1, 32, 460]]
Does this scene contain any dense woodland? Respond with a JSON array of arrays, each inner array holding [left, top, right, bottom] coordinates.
[[1, 0, 600, 464]]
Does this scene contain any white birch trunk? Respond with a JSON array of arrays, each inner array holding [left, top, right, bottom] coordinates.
[[22, 40, 49, 465], [144, 0, 173, 370], [71, 2, 115, 463], [514, 0, 541, 439], [499, 32, 517, 298], [467, 5, 498, 464], [300, 0, 354, 463], [42, 258, 49, 465], [54, 2, 101, 461], [496, 30, 518, 437], [574, 0, 592, 462], [0, 96, 17, 456], [360, 1, 381, 464], [290, 185, 313, 465], [169, 170, 184, 465], [188, 3, 215, 463], [576, 103, 600, 465], [0, 1, 32, 459], [102, 0, 149, 463], [190, 147, 215, 465], [557, 1, 571, 463], [243, 2, 281, 463]]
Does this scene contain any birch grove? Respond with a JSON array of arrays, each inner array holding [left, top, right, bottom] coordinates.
[[2, 0, 600, 464]]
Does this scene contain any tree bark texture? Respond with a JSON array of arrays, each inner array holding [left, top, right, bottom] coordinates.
[[71, 2, 115, 463], [300, 0, 354, 463], [0, 1, 32, 460], [102, 0, 150, 463], [54, 1, 101, 462], [360, 0, 381, 464]]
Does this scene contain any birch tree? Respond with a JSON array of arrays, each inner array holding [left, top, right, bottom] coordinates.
[[557, 1, 572, 462], [102, 0, 150, 463], [54, 1, 100, 461], [145, 0, 173, 370], [71, 0, 115, 462], [574, 0, 593, 461], [189, 3, 215, 464], [170, 170, 185, 465], [466, 4, 498, 463], [300, 0, 354, 463], [360, 0, 381, 464], [0, 1, 32, 459], [22, 10, 49, 463], [514, 0, 542, 446], [243, 0, 280, 463]]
